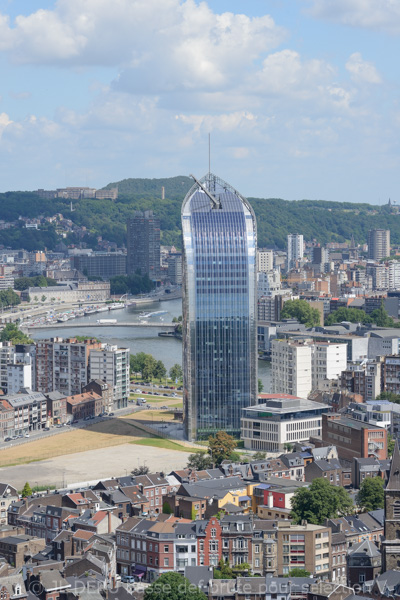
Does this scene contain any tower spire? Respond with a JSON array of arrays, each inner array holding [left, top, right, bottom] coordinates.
[[387, 439, 400, 490]]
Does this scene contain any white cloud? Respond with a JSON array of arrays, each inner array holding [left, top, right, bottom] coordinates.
[[345, 52, 382, 84], [307, 0, 400, 34], [0, 112, 12, 137]]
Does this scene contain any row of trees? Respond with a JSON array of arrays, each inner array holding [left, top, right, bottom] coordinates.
[[0, 323, 32, 344], [110, 273, 154, 296], [281, 298, 398, 329], [14, 275, 57, 291], [130, 352, 182, 382]]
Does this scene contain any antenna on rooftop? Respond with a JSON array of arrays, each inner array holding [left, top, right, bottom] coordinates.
[[208, 133, 211, 175]]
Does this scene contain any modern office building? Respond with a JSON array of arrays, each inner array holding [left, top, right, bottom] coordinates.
[[368, 229, 390, 261], [287, 234, 304, 271], [127, 211, 160, 281], [181, 173, 257, 441], [257, 249, 274, 273], [71, 252, 127, 279], [241, 394, 329, 452], [167, 252, 183, 284]]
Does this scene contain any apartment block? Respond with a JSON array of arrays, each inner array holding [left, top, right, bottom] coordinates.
[[257, 249, 274, 273], [367, 229, 390, 260], [35, 338, 102, 396], [275, 521, 331, 579], [271, 339, 346, 397], [89, 344, 129, 409], [340, 359, 382, 401]]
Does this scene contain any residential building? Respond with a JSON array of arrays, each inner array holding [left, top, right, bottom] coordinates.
[[311, 342, 347, 391], [35, 337, 102, 396], [241, 394, 329, 452], [257, 270, 281, 298], [389, 260, 400, 289], [82, 379, 114, 414], [181, 173, 257, 441], [220, 514, 253, 567], [383, 355, 400, 395], [167, 252, 182, 285], [257, 249, 274, 273], [127, 210, 160, 281], [382, 440, 400, 571], [6, 390, 48, 434], [287, 234, 304, 271], [89, 344, 129, 409], [347, 539, 381, 587], [340, 359, 382, 401], [314, 413, 388, 461], [45, 391, 67, 425], [0, 483, 18, 525], [0, 535, 46, 568], [305, 458, 350, 487], [331, 532, 347, 584], [0, 400, 14, 440], [275, 521, 331, 579], [271, 339, 312, 397], [66, 391, 103, 420], [367, 229, 390, 260]]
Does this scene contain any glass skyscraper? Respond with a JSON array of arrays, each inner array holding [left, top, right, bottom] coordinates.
[[181, 173, 257, 441]]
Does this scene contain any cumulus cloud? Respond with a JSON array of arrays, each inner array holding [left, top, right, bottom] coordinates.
[[307, 0, 400, 34], [345, 52, 382, 84]]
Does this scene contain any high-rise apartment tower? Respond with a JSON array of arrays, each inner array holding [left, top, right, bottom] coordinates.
[[182, 173, 257, 441], [368, 229, 390, 261], [287, 234, 304, 271], [127, 211, 160, 281]]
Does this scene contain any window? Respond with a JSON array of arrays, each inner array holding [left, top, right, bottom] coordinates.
[[211, 528, 217, 538], [255, 558, 259, 567], [164, 545, 169, 553], [199, 540, 204, 551], [255, 544, 260, 553], [164, 558, 169, 567]]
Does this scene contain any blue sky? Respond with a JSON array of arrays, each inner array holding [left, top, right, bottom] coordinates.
[[0, 0, 399, 204]]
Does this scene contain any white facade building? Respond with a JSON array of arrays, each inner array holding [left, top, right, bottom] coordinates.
[[271, 339, 312, 398], [389, 261, 400, 290], [287, 234, 304, 271], [311, 342, 347, 391], [257, 270, 281, 299], [241, 395, 329, 452], [271, 338, 347, 397], [89, 344, 130, 409], [257, 249, 274, 273]]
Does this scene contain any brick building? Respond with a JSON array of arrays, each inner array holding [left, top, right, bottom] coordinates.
[[66, 391, 103, 421]]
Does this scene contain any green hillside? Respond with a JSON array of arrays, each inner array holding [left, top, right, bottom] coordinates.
[[0, 177, 397, 251]]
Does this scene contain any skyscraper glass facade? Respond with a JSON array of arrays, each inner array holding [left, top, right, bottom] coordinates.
[[182, 173, 257, 441]]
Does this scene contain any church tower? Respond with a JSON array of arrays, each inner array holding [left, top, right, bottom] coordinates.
[[383, 440, 400, 571]]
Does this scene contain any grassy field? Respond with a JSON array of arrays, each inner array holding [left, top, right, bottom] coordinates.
[[130, 409, 176, 422], [130, 438, 194, 452], [0, 418, 151, 468]]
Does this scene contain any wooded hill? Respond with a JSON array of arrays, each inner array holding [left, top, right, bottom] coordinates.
[[0, 177, 396, 251]]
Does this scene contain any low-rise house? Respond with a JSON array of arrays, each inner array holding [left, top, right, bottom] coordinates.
[[307, 582, 354, 600], [220, 515, 253, 568], [331, 532, 347, 584], [347, 539, 381, 587], [326, 511, 384, 548], [82, 380, 114, 414], [0, 573, 27, 600], [44, 392, 67, 425], [305, 459, 348, 487], [26, 568, 71, 600], [279, 453, 305, 481], [351, 457, 386, 489], [0, 483, 18, 526], [71, 510, 121, 535], [66, 391, 103, 420], [0, 534, 46, 568]]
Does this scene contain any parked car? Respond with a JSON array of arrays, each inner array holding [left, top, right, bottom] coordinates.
[[25, 433, 30, 438], [44, 427, 50, 431], [109, 412, 115, 417], [4, 437, 11, 442], [121, 576, 135, 584], [161, 406, 168, 409], [135, 389, 142, 393]]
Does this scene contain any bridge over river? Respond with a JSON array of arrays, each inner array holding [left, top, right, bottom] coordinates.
[[24, 321, 176, 330]]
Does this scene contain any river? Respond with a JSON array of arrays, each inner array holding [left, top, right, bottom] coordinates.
[[31, 297, 271, 391]]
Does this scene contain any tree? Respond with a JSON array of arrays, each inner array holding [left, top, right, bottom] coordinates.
[[376, 391, 400, 404], [144, 572, 207, 600], [154, 360, 167, 380], [388, 433, 395, 457], [131, 465, 149, 476], [21, 482, 32, 497], [187, 451, 213, 470], [142, 354, 157, 381], [0, 288, 21, 307], [283, 442, 293, 452], [284, 568, 311, 578], [41, 295, 46, 303], [228, 451, 241, 463], [169, 363, 183, 382], [162, 502, 172, 514], [291, 478, 353, 525], [258, 379, 264, 393], [213, 558, 234, 580], [357, 477, 384, 511], [0, 323, 32, 344], [252, 451, 267, 461], [208, 431, 237, 466], [281, 299, 320, 327], [130, 352, 148, 374]]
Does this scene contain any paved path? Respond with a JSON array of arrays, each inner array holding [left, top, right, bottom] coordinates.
[[0, 443, 189, 490]]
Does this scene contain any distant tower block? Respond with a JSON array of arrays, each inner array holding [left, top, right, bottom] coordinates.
[[161, 186, 165, 200]]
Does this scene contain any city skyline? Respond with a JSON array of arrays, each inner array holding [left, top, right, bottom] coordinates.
[[0, 1, 398, 204]]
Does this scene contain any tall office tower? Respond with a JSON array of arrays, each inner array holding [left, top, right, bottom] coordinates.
[[287, 234, 304, 271], [368, 229, 390, 260], [127, 211, 161, 282], [181, 173, 257, 441]]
